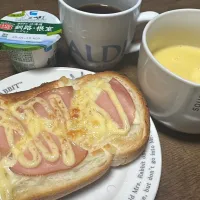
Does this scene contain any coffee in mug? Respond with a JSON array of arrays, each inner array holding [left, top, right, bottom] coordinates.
[[78, 4, 121, 14], [59, 0, 158, 71]]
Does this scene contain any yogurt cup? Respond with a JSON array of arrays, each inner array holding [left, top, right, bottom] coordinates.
[[0, 10, 62, 72], [6, 43, 57, 72]]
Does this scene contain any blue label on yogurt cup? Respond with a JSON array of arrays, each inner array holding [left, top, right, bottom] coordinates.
[[44, 45, 52, 52], [30, 11, 38, 16]]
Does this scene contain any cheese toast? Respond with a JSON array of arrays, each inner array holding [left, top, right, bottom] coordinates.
[[0, 71, 150, 200]]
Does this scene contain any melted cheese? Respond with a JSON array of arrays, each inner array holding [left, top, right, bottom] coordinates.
[[0, 110, 25, 149], [0, 77, 140, 199], [0, 162, 12, 200], [67, 79, 131, 150], [61, 140, 76, 166], [17, 142, 42, 168], [34, 133, 59, 163], [1, 93, 76, 169]]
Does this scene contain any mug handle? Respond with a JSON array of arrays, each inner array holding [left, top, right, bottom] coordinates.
[[125, 11, 159, 53]]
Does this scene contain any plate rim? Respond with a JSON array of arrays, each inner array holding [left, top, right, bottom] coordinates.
[[0, 67, 95, 83], [149, 118, 162, 200]]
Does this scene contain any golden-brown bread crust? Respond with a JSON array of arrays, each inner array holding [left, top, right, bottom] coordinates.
[[0, 77, 70, 104]]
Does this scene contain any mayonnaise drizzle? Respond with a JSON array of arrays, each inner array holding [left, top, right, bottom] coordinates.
[[17, 142, 42, 168], [48, 94, 69, 121], [0, 164, 12, 200], [67, 78, 135, 150], [34, 133, 59, 163], [61, 140, 76, 166], [0, 110, 25, 149], [2, 92, 74, 169], [1, 79, 138, 168]]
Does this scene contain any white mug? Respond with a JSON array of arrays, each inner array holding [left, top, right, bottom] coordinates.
[[59, 0, 158, 71], [138, 9, 200, 134]]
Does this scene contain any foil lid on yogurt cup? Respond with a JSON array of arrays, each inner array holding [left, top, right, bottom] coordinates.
[[0, 10, 62, 50]]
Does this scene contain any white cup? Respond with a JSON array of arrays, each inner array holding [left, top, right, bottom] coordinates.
[[59, 0, 158, 71], [138, 9, 200, 134]]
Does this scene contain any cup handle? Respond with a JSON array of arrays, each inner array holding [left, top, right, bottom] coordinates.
[[125, 11, 159, 53]]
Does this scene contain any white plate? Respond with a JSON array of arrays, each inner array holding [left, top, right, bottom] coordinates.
[[0, 67, 162, 200]]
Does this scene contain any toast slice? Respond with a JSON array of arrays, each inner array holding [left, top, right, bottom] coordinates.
[[0, 71, 150, 200]]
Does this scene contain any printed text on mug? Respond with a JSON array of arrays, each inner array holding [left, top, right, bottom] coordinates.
[[69, 40, 127, 63], [192, 95, 200, 112]]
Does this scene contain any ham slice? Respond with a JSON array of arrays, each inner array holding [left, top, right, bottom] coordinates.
[[33, 103, 49, 118], [19, 86, 74, 118], [11, 133, 88, 176], [35, 86, 73, 118], [96, 78, 135, 128], [96, 91, 123, 128], [37, 86, 73, 110], [109, 78, 135, 124], [0, 126, 9, 156], [0, 127, 21, 157]]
